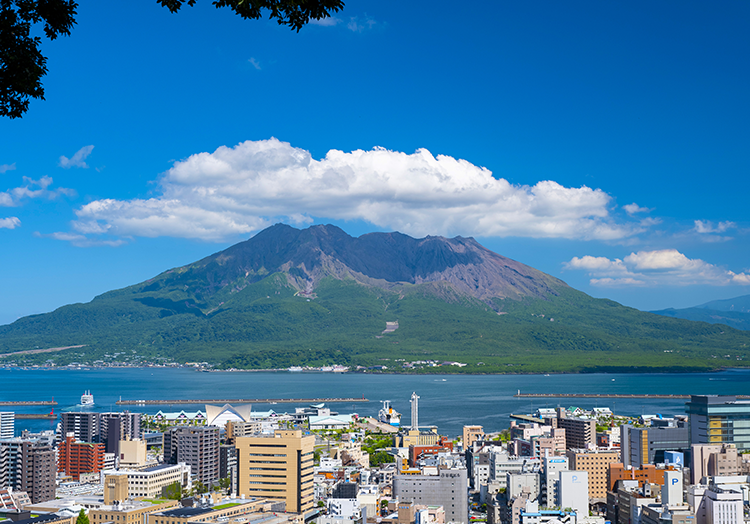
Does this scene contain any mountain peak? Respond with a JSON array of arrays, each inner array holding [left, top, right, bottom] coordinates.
[[162, 224, 568, 305]]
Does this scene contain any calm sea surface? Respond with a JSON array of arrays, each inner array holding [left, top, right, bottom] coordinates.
[[2, 368, 749, 437]]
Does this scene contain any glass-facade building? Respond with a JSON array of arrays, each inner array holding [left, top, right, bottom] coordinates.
[[685, 395, 750, 452]]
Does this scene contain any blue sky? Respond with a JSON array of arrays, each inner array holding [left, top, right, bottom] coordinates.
[[1, 1, 749, 325]]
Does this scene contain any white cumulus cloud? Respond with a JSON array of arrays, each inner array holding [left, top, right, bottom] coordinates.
[[309, 17, 341, 27], [58, 145, 94, 169], [623, 202, 651, 216], [694, 220, 735, 234], [66, 138, 648, 244], [0, 176, 75, 207], [0, 163, 16, 174], [566, 248, 750, 287], [0, 217, 21, 229]]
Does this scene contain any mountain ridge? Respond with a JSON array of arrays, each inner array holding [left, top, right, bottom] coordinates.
[[2, 224, 749, 373]]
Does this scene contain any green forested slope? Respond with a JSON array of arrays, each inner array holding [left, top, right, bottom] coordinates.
[[1, 274, 748, 372]]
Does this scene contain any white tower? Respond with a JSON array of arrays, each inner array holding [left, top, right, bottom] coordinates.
[[410, 392, 420, 430]]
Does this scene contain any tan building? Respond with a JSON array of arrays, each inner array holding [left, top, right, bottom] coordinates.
[[146, 496, 291, 524], [119, 438, 147, 468], [463, 426, 484, 450], [226, 421, 262, 444], [104, 475, 128, 504], [103, 463, 192, 499], [566, 448, 620, 500], [398, 429, 440, 448], [89, 499, 179, 524], [691, 443, 743, 483], [236, 429, 314, 514]]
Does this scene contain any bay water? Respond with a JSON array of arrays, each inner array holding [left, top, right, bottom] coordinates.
[[2, 368, 749, 437]]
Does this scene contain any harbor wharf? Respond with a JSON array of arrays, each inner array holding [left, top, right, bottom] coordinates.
[[0, 400, 57, 406], [14, 413, 57, 419], [116, 397, 369, 405], [515, 393, 750, 399]]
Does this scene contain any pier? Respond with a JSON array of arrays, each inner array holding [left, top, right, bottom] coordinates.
[[14, 413, 57, 420], [0, 400, 57, 406], [116, 397, 369, 406], [514, 393, 750, 399]]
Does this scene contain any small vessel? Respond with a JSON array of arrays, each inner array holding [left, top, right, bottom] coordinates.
[[80, 390, 94, 406], [378, 400, 401, 427]]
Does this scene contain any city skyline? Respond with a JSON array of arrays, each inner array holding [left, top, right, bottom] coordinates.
[[2, 1, 750, 325]]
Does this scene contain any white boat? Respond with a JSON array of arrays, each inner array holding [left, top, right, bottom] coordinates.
[[378, 400, 401, 427], [80, 390, 94, 406]]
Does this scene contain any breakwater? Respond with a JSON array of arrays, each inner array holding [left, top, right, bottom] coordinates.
[[116, 397, 369, 405], [0, 400, 57, 406], [515, 393, 750, 399]]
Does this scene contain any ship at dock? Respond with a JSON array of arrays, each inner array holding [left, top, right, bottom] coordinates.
[[378, 400, 401, 427]]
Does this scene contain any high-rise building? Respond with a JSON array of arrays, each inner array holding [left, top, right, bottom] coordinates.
[[60, 412, 99, 443], [620, 424, 689, 467], [691, 443, 743, 484], [566, 448, 620, 500], [219, 445, 238, 495], [100, 411, 142, 453], [685, 395, 750, 451], [164, 426, 219, 486], [542, 456, 568, 507], [58, 433, 105, 481], [236, 429, 314, 514], [0, 413, 13, 439], [704, 486, 743, 524], [0, 438, 55, 503], [393, 468, 468, 524], [557, 415, 596, 450]]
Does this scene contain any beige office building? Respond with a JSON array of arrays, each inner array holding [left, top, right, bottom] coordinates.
[[236, 429, 314, 514], [566, 448, 621, 500]]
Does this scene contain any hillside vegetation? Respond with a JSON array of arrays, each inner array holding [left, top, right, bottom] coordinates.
[[1, 225, 748, 373]]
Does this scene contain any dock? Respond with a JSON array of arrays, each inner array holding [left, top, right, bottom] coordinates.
[[14, 413, 57, 420], [0, 400, 57, 406], [514, 393, 750, 399], [116, 397, 369, 406]]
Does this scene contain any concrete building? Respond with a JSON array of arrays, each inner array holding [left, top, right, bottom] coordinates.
[[489, 450, 541, 489], [118, 438, 147, 468], [59, 412, 99, 443], [89, 498, 179, 524], [557, 411, 597, 450], [0, 413, 13, 440], [226, 421, 262, 443], [0, 438, 55, 503], [566, 448, 620, 500], [542, 456, 569, 507], [559, 470, 589, 515], [164, 426, 219, 485], [463, 426, 484, 451], [620, 425, 689, 467], [704, 486, 743, 524], [57, 434, 105, 481], [685, 395, 750, 452], [393, 468, 468, 524], [99, 412, 142, 452], [235, 429, 314, 514], [691, 444, 743, 484], [219, 445, 238, 495], [608, 464, 678, 493], [104, 463, 192, 498]]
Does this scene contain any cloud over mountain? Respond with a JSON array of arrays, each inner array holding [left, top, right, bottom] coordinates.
[[70, 138, 646, 243], [566, 248, 750, 287]]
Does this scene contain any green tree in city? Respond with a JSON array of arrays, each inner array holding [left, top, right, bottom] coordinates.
[[76, 509, 89, 524], [164, 481, 182, 500]]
